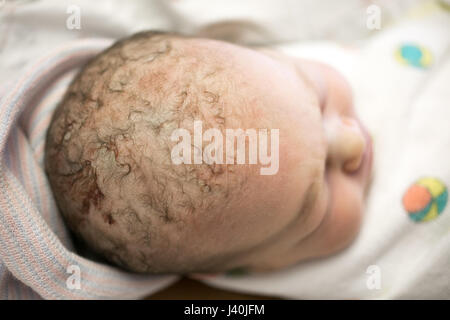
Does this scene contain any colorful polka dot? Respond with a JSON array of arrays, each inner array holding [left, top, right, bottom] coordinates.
[[395, 43, 433, 69], [402, 177, 448, 222]]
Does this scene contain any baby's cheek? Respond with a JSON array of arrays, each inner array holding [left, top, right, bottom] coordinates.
[[319, 174, 364, 255]]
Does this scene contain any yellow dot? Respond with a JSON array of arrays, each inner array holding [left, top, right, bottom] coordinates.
[[417, 177, 445, 198]]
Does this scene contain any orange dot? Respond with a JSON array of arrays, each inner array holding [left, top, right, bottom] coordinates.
[[402, 185, 431, 213]]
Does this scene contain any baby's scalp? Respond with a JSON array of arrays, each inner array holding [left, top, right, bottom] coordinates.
[[45, 31, 258, 273]]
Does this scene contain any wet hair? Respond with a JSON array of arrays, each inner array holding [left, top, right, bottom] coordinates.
[[45, 31, 247, 273]]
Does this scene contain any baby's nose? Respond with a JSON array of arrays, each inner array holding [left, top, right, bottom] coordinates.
[[325, 116, 366, 173]]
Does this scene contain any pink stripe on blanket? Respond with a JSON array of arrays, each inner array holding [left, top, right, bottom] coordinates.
[[0, 38, 179, 299]]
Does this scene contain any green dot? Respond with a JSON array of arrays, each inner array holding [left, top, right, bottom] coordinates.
[[436, 189, 448, 214], [225, 267, 248, 277]]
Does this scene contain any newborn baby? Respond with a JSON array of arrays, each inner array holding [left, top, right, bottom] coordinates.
[[45, 31, 372, 274]]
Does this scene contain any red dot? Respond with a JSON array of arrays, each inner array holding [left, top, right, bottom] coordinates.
[[402, 184, 431, 213]]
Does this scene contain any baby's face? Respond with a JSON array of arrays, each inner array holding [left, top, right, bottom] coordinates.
[[190, 39, 373, 272]]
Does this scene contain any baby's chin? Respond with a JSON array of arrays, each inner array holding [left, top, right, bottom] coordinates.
[[278, 199, 363, 269], [321, 202, 364, 258], [312, 180, 367, 262]]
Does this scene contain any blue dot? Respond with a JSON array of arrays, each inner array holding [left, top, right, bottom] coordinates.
[[401, 45, 423, 67]]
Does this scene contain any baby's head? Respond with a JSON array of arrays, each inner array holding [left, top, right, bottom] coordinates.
[[45, 31, 372, 274]]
